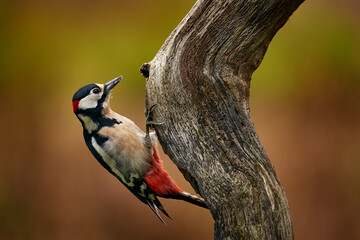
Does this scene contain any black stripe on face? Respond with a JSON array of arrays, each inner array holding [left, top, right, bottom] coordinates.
[[73, 84, 115, 121]]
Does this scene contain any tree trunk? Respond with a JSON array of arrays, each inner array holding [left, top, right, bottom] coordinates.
[[142, 0, 303, 239]]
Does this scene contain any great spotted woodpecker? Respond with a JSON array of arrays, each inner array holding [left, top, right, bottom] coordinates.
[[72, 76, 207, 223]]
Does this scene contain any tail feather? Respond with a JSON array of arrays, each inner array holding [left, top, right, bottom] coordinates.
[[157, 205, 172, 220], [146, 200, 167, 224], [172, 191, 208, 209], [145, 145, 208, 211]]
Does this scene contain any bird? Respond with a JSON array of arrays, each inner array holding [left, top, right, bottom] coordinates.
[[72, 76, 207, 224]]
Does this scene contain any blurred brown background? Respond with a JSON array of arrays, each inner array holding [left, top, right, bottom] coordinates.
[[0, 0, 359, 239]]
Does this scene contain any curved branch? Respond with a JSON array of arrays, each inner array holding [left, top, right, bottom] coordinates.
[[143, 0, 303, 238]]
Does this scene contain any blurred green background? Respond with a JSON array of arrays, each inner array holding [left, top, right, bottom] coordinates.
[[0, 0, 359, 239]]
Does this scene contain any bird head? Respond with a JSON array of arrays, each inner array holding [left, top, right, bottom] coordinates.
[[72, 76, 122, 117]]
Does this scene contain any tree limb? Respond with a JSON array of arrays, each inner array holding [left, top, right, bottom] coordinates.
[[143, 0, 303, 238]]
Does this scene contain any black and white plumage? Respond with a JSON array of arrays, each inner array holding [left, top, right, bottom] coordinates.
[[72, 76, 207, 224]]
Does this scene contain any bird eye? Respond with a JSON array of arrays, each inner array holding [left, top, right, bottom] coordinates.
[[92, 88, 100, 94]]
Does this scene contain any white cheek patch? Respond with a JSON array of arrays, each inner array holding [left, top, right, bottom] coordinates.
[[78, 91, 104, 110]]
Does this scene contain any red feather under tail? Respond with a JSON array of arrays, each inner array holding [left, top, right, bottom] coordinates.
[[144, 146, 182, 197]]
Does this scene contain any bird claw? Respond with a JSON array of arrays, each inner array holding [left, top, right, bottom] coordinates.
[[146, 121, 165, 128], [145, 104, 165, 136], [145, 104, 158, 117]]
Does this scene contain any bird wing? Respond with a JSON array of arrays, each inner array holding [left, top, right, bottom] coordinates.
[[98, 120, 150, 174], [111, 167, 171, 224], [91, 125, 171, 223]]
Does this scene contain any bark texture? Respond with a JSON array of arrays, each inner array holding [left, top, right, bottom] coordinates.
[[143, 0, 303, 239]]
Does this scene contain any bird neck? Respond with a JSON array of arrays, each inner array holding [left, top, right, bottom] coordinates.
[[77, 108, 121, 135], [78, 113, 99, 134]]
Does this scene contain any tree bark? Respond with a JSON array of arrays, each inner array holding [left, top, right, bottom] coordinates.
[[142, 0, 303, 239]]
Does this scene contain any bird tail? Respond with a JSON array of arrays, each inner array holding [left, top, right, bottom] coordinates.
[[145, 146, 208, 209], [147, 191, 207, 224], [171, 191, 208, 209], [146, 198, 172, 225]]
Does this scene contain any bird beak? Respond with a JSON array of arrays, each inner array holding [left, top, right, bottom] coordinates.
[[104, 76, 122, 93]]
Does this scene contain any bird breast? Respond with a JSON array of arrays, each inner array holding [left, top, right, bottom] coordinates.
[[97, 118, 151, 174]]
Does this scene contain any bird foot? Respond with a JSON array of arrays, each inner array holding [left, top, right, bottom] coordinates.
[[145, 104, 165, 136]]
